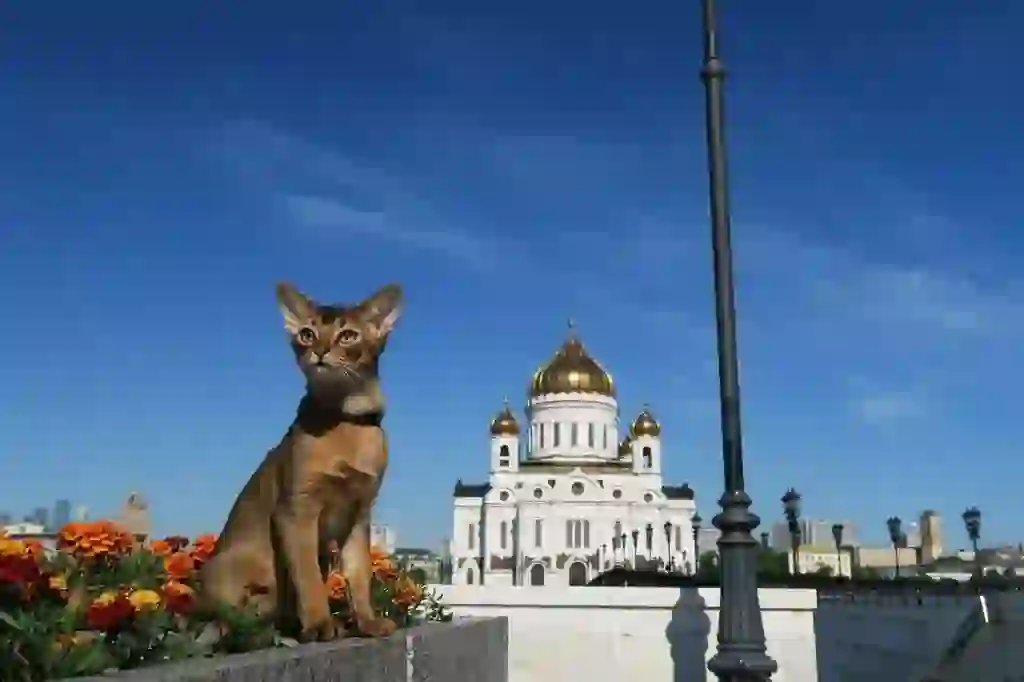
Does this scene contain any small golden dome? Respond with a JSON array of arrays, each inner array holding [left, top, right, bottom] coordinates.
[[617, 437, 633, 457], [489, 400, 520, 436], [631, 405, 661, 437], [529, 322, 615, 398]]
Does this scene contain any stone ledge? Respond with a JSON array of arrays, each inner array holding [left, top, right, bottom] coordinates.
[[63, 617, 508, 682]]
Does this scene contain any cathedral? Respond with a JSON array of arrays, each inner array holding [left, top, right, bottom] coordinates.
[[450, 326, 698, 587]]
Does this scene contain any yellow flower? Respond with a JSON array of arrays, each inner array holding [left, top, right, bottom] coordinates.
[[128, 589, 162, 612], [93, 590, 120, 607], [0, 537, 28, 556]]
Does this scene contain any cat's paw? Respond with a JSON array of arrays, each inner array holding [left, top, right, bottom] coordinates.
[[356, 616, 396, 638], [297, 617, 341, 643]]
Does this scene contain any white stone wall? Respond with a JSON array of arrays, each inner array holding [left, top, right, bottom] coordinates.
[[431, 585, 819, 682]]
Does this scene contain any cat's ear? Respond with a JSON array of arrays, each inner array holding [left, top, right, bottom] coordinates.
[[358, 283, 403, 336], [275, 281, 317, 334]]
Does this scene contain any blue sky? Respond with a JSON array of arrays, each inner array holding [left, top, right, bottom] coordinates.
[[2, 1, 1021, 551]]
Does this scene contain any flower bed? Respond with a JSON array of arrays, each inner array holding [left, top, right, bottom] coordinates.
[[0, 522, 448, 681]]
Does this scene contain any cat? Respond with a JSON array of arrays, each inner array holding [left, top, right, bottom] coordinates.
[[198, 281, 402, 642]]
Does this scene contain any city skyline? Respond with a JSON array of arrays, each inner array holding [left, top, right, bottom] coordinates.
[[2, 1, 1022, 548]]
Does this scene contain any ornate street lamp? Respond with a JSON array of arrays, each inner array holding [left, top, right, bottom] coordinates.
[[692, 512, 703, 572], [664, 520, 674, 571], [962, 507, 981, 576], [886, 517, 903, 578], [782, 489, 802, 574], [831, 523, 844, 578], [698, 0, 777, 677], [631, 529, 640, 565]]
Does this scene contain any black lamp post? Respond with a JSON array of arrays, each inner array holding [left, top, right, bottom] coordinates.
[[831, 523, 844, 578], [782, 488, 802, 575], [760, 532, 769, 550], [886, 516, 903, 578], [698, 0, 777, 677], [692, 512, 702, 573], [620, 533, 627, 565], [631, 529, 640, 565], [664, 521, 674, 571], [962, 507, 981, 576]]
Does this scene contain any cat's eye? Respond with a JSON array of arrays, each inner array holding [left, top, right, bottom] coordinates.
[[336, 329, 360, 344], [296, 327, 317, 346]]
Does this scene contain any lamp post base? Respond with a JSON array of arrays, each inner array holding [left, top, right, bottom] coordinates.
[[707, 490, 778, 682]]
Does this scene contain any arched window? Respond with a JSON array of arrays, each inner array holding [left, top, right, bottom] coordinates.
[[675, 525, 682, 550], [468, 523, 475, 550], [570, 423, 579, 446], [530, 563, 545, 586], [466, 566, 475, 585], [587, 423, 595, 447], [499, 444, 510, 467], [535, 519, 543, 548], [539, 424, 545, 448], [583, 520, 591, 548], [568, 561, 588, 586], [603, 425, 608, 450], [614, 521, 622, 543], [643, 447, 652, 468], [500, 521, 507, 550], [553, 423, 561, 447]]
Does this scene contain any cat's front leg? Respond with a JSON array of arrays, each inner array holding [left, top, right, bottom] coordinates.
[[272, 495, 337, 642], [342, 510, 397, 637]]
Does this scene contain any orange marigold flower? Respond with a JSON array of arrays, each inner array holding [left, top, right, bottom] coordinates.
[[57, 521, 133, 559], [85, 591, 133, 631], [162, 580, 195, 615], [392, 575, 424, 608], [325, 571, 347, 600], [163, 551, 195, 581], [148, 539, 172, 556], [189, 533, 217, 565], [370, 546, 398, 580]]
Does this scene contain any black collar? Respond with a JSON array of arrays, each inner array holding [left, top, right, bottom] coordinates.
[[338, 411, 384, 427]]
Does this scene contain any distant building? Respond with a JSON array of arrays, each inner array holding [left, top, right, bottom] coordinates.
[[394, 547, 441, 583], [0, 512, 11, 526], [117, 492, 150, 539], [371, 524, 396, 555], [72, 505, 89, 522], [31, 507, 50, 530], [770, 518, 858, 552], [790, 547, 853, 577], [52, 499, 72, 531], [696, 526, 721, 558]]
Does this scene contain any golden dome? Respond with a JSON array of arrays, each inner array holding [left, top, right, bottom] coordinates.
[[630, 405, 661, 437], [489, 400, 520, 436], [529, 323, 615, 398], [617, 436, 633, 457]]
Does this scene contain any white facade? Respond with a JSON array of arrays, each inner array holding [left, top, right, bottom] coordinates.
[[451, 329, 698, 587]]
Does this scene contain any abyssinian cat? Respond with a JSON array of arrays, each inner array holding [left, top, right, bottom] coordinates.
[[198, 281, 402, 642]]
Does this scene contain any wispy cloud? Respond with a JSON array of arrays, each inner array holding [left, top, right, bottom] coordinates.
[[851, 389, 927, 426], [209, 120, 500, 270]]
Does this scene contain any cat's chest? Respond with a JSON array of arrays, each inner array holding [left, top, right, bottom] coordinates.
[[293, 423, 388, 481]]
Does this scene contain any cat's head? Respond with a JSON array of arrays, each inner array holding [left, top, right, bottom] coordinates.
[[274, 281, 403, 397]]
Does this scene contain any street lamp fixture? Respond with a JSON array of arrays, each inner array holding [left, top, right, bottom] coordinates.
[[962, 507, 981, 576], [664, 520, 674, 571], [781, 489, 802, 574], [886, 516, 903, 578], [760, 532, 769, 550], [831, 523, 844, 578], [698, 0, 777, 677], [692, 512, 703, 573]]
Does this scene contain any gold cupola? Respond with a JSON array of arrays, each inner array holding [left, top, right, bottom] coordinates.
[[630, 405, 661, 438], [489, 399, 520, 436], [529, 322, 615, 398], [617, 436, 633, 457]]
